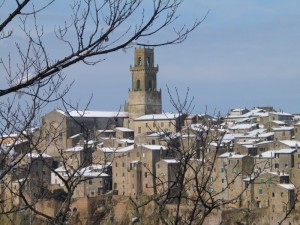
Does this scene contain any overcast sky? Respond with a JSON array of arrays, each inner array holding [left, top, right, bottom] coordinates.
[[2, 1, 300, 115]]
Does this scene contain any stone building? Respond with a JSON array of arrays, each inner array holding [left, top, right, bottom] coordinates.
[[112, 144, 168, 197], [40, 110, 128, 158], [133, 113, 185, 144]]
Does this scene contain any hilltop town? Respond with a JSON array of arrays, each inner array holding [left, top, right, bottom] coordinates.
[[1, 48, 300, 225]]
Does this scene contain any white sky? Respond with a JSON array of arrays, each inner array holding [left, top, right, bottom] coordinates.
[[1, 0, 300, 115]]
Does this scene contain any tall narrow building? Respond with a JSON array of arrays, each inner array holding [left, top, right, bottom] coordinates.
[[124, 48, 162, 119]]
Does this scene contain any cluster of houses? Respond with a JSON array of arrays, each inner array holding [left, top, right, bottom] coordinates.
[[1, 48, 300, 224]]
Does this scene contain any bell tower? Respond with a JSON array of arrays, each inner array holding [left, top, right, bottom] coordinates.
[[124, 47, 162, 119]]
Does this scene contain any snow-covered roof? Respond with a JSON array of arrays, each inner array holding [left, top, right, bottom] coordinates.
[[115, 127, 133, 132], [218, 152, 237, 158], [255, 150, 276, 158], [230, 123, 257, 130], [27, 153, 52, 158], [115, 145, 135, 153], [56, 109, 128, 118], [99, 147, 117, 153], [270, 111, 292, 116], [83, 172, 110, 177], [64, 146, 84, 152], [255, 140, 274, 146], [272, 127, 294, 131], [278, 183, 295, 190], [268, 171, 289, 176], [163, 159, 179, 164], [229, 154, 247, 159], [189, 124, 209, 132], [141, 144, 167, 151], [117, 138, 134, 144], [98, 129, 115, 133], [280, 140, 300, 148], [275, 148, 296, 154], [135, 113, 180, 121], [271, 120, 286, 125], [258, 132, 274, 138], [146, 131, 166, 137], [69, 133, 82, 139]]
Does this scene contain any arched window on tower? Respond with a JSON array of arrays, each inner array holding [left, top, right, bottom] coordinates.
[[148, 80, 152, 91], [138, 57, 142, 66], [137, 80, 141, 91]]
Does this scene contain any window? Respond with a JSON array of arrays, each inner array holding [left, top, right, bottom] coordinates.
[[260, 178, 264, 184], [259, 189, 263, 195], [137, 79, 140, 90], [89, 180, 93, 185], [285, 163, 288, 168], [145, 183, 148, 188], [138, 57, 142, 66], [148, 80, 152, 90], [298, 163, 300, 169], [145, 172, 147, 178], [43, 171, 46, 175], [272, 192, 275, 197], [137, 152, 140, 157], [132, 184, 134, 189], [275, 163, 279, 169], [157, 164, 160, 169], [267, 178, 272, 184], [298, 154, 300, 159], [221, 179, 225, 184], [122, 162, 125, 167], [115, 162, 118, 167], [90, 191, 95, 197], [161, 122, 164, 127], [221, 168, 224, 173], [146, 56, 150, 66], [138, 127, 141, 134], [122, 172, 125, 177]]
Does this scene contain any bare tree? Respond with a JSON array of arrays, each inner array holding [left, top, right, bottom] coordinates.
[[0, 1, 204, 224]]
